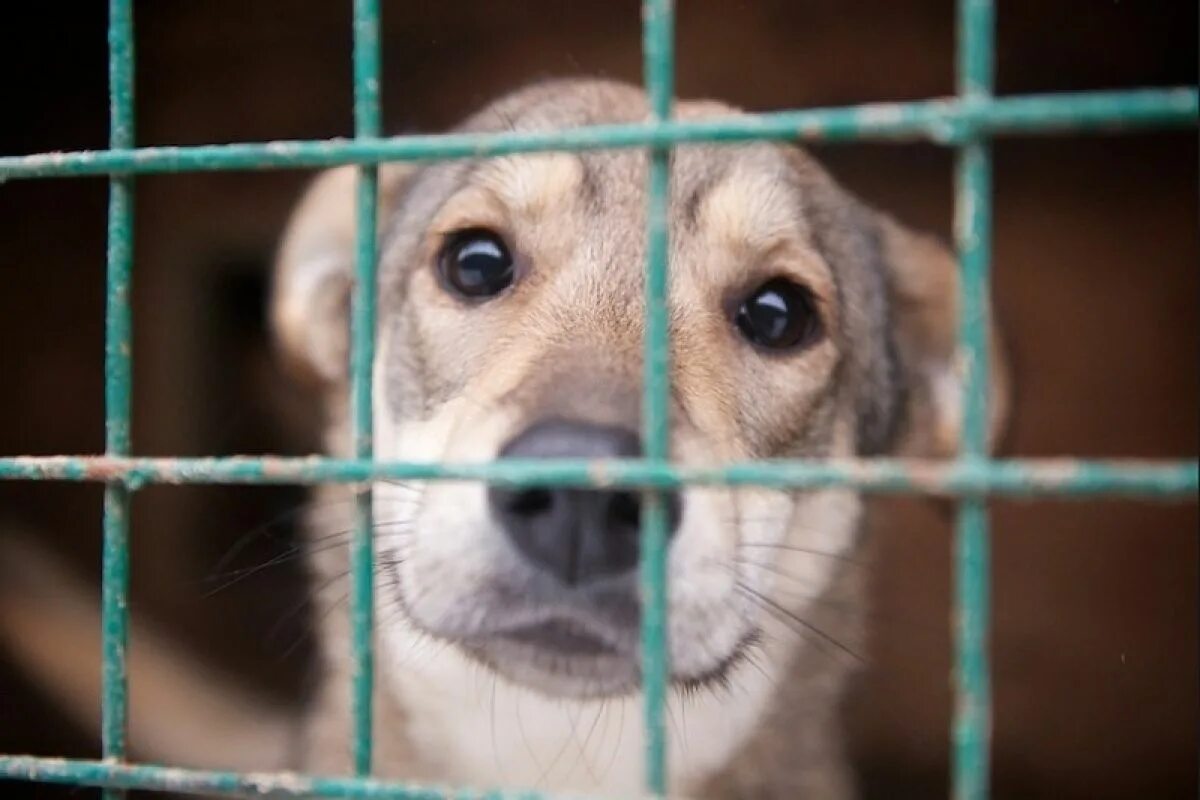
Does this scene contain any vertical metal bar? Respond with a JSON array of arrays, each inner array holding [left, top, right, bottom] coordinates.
[[350, 0, 381, 778], [954, 1, 994, 799], [641, 0, 674, 795], [103, 2, 135, 799]]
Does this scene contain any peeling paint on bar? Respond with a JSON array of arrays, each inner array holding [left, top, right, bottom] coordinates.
[[349, 0, 381, 778], [0, 756, 617, 800], [1, 90, 1195, 181], [102, 2, 136, 797], [0, 455, 1194, 497], [640, 0, 675, 792], [953, 1, 996, 797]]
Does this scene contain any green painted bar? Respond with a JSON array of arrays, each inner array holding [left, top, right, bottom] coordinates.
[[0, 756, 615, 800], [1, 89, 1194, 181], [955, 142, 992, 462], [958, 0, 995, 100], [953, 141, 993, 800], [0, 455, 1193, 496], [99, 486, 129, 788], [953, 0, 996, 798], [953, 500, 991, 800], [350, 0, 382, 777], [102, 2, 135, 798], [639, 0, 674, 793]]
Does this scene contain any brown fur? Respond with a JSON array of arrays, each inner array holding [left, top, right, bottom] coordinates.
[[0, 78, 1010, 797], [267, 79, 1008, 797], [0, 77, 1008, 798]]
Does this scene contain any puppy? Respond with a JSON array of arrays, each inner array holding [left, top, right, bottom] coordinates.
[[0, 77, 1006, 798], [272, 78, 1007, 797]]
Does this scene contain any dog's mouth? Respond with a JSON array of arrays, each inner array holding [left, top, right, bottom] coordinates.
[[497, 618, 622, 657], [423, 605, 760, 700], [448, 610, 638, 698]]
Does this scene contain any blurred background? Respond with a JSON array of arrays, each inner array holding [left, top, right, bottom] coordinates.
[[0, 1, 1196, 798]]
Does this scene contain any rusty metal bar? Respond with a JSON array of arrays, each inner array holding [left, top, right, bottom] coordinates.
[[953, 0, 996, 796], [0, 455, 1193, 497], [2, 90, 1195, 181], [101, 2, 135, 798], [349, 0, 382, 776]]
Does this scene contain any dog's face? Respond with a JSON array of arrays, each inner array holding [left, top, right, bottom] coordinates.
[[274, 80, 1005, 700]]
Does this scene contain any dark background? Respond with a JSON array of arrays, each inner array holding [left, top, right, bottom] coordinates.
[[0, 2, 1196, 798]]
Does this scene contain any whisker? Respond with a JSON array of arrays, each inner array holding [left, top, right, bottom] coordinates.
[[601, 695, 626, 783], [738, 642, 773, 687], [304, 515, 419, 547], [734, 582, 864, 665], [202, 519, 415, 596], [731, 560, 938, 636], [372, 479, 424, 494], [209, 493, 361, 577], [265, 567, 351, 651], [277, 587, 350, 662], [514, 687, 546, 783], [209, 483, 421, 578], [737, 542, 867, 567], [536, 694, 582, 787], [574, 696, 607, 785]]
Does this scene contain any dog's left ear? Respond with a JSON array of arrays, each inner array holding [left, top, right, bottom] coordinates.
[[271, 164, 415, 386], [872, 211, 1011, 458]]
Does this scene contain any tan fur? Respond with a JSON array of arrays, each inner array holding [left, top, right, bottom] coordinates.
[[0, 78, 1008, 800], [268, 79, 1009, 797]]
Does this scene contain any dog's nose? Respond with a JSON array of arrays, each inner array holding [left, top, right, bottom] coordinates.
[[489, 419, 681, 586]]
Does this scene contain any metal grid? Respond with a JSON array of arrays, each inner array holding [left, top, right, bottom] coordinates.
[[0, 0, 1196, 798]]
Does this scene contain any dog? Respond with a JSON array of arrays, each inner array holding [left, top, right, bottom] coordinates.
[[1, 78, 1007, 798]]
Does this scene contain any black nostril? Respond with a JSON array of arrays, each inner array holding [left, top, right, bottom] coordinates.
[[505, 488, 554, 517], [607, 491, 641, 530], [488, 419, 681, 586]]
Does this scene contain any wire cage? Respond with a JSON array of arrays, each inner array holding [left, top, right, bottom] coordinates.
[[0, 0, 1196, 798]]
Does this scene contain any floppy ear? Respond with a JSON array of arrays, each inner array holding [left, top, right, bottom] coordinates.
[[874, 212, 1010, 458], [271, 164, 415, 385]]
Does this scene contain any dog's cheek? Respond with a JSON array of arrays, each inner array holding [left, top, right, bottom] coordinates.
[[671, 485, 738, 575], [386, 265, 487, 420], [666, 486, 747, 672], [376, 304, 430, 424], [772, 488, 861, 608]]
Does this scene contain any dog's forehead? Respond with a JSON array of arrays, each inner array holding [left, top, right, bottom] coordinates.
[[469, 142, 799, 220], [458, 79, 815, 247]]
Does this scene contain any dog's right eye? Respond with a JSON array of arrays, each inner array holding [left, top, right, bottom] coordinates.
[[438, 229, 515, 299], [734, 277, 822, 351]]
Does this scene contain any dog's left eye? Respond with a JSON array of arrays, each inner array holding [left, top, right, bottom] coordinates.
[[438, 229, 515, 299], [734, 277, 822, 351]]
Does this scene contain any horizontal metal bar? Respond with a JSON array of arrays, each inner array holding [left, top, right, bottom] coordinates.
[[0, 755, 609, 800], [0, 455, 1193, 497], [1, 89, 1194, 181]]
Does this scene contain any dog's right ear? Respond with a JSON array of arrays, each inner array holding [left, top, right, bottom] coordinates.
[[872, 212, 1011, 458], [271, 164, 414, 385]]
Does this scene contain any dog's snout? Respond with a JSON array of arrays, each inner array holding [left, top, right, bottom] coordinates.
[[489, 419, 681, 585]]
